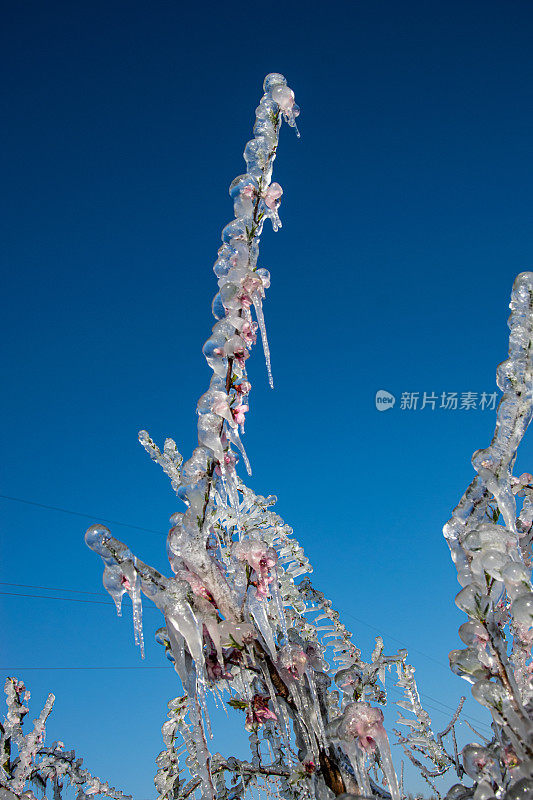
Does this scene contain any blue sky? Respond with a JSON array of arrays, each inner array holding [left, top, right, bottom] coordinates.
[[3, 0, 533, 796]]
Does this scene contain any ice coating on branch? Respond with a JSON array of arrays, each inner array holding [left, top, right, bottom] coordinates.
[[84, 75, 412, 800], [337, 703, 399, 800], [442, 273, 533, 796], [0, 678, 131, 800]]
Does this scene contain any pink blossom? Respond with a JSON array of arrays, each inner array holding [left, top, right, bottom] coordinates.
[[235, 380, 252, 395], [511, 472, 533, 496], [205, 654, 232, 683], [241, 321, 257, 346], [211, 394, 233, 424], [474, 630, 490, 646], [263, 182, 283, 210], [242, 274, 263, 293], [177, 568, 215, 604], [340, 702, 386, 754], [121, 575, 131, 591], [503, 745, 519, 769], [232, 404, 249, 426], [241, 185, 255, 199], [215, 451, 237, 476], [233, 539, 278, 599], [235, 274, 263, 309], [245, 694, 277, 731], [278, 644, 307, 680], [236, 291, 253, 309]]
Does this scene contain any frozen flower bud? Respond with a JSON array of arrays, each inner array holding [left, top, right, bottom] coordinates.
[[271, 85, 295, 112], [278, 643, 307, 680], [263, 73, 287, 92], [102, 565, 127, 615], [503, 562, 532, 597], [480, 549, 509, 579], [449, 648, 488, 683], [455, 585, 491, 620], [85, 523, 112, 556], [447, 785, 473, 800], [256, 267, 271, 289], [232, 404, 249, 427], [462, 744, 496, 779], [458, 621, 489, 647], [512, 592, 533, 627], [471, 679, 506, 709], [504, 778, 533, 800], [338, 702, 385, 753], [474, 781, 496, 800], [263, 182, 283, 210]]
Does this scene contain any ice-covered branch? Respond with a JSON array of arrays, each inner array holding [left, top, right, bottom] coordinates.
[[442, 272, 533, 798], [0, 678, 131, 800], [85, 74, 406, 800]]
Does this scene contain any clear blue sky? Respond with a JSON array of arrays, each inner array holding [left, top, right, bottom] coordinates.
[[3, 1, 533, 796]]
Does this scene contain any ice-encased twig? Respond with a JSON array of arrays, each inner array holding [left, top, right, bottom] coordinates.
[[0, 677, 131, 800], [85, 74, 406, 800], [442, 272, 533, 792]]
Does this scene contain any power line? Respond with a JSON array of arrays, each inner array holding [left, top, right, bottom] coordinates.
[[0, 591, 156, 609], [338, 605, 449, 672], [0, 665, 490, 731], [0, 594, 491, 729], [0, 494, 457, 672], [0, 494, 166, 535], [0, 581, 102, 596], [0, 600, 491, 729], [0, 494, 497, 732], [0, 666, 169, 670]]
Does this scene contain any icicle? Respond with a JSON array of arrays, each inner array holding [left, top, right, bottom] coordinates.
[[189, 696, 216, 800], [228, 426, 252, 476], [247, 591, 277, 659], [261, 665, 293, 762], [291, 683, 318, 761], [197, 678, 213, 740], [342, 739, 371, 798], [269, 567, 288, 641], [373, 728, 400, 800], [131, 560, 144, 658], [102, 565, 126, 616], [305, 668, 328, 749], [166, 603, 205, 681], [252, 292, 273, 389], [277, 701, 296, 767], [165, 619, 189, 685]]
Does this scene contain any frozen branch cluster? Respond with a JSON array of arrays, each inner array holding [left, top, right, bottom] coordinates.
[[0, 677, 131, 800], [441, 272, 533, 800], [83, 75, 533, 800], [84, 74, 411, 800]]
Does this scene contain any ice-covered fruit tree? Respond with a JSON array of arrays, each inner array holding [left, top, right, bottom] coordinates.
[[84, 74, 533, 800], [0, 677, 131, 800]]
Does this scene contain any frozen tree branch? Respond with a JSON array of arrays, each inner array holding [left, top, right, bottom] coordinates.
[[0, 678, 130, 800]]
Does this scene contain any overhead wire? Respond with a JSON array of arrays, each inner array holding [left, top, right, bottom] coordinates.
[[0, 495, 495, 732], [2, 494, 458, 672], [0, 494, 165, 535]]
